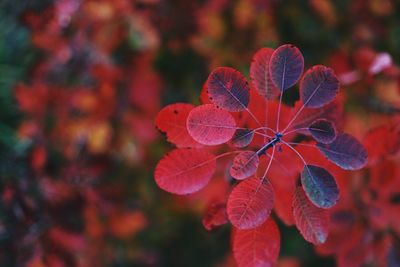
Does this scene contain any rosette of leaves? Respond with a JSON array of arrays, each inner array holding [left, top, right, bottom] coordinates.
[[155, 44, 368, 266]]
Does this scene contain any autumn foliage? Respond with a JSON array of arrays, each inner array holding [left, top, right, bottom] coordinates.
[[155, 44, 368, 266], [1, 0, 400, 266]]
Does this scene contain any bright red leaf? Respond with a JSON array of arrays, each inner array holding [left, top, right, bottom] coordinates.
[[155, 149, 216, 195], [233, 218, 280, 267], [227, 176, 274, 229], [156, 103, 202, 148], [293, 186, 329, 245], [187, 104, 237, 145]]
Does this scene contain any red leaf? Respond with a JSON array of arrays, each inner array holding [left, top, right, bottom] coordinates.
[[270, 44, 304, 91], [293, 186, 329, 245], [250, 48, 280, 99], [154, 149, 216, 195], [207, 67, 250, 111], [230, 151, 259, 180], [187, 104, 236, 145], [233, 218, 280, 267], [155, 103, 202, 148], [202, 201, 228, 231], [363, 124, 400, 165], [227, 176, 274, 229]]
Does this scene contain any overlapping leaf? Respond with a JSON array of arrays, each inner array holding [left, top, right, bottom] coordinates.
[[187, 104, 236, 145], [154, 149, 216, 194], [317, 133, 368, 170], [301, 165, 339, 208], [230, 151, 259, 180], [206, 67, 250, 111], [227, 176, 274, 229], [155, 103, 202, 148], [250, 48, 280, 99], [230, 129, 254, 148], [233, 218, 280, 267], [270, 44, 304, 91], [293, 187, 329, 245]]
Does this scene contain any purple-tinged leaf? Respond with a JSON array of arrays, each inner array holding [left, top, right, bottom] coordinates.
[[300, 65, 339, 108], [155, 149, 216, 195], [230, 151, 260, 180], [317, 133, 368, 170], [233, 218, 280, 267], [230, 129, 254, 148], [301, 165, 339, 208], [309, 119, 336, 144], [187, 104, 236, 145], [269, 44, 304, 91], [293, 187, 329, 245], [250, 48, 280, 99], [207, 67, 250, 111], [227, 176, 274, 229]]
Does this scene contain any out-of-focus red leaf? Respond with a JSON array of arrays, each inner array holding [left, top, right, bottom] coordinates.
[[109, 211, 147, 239], [202, 201, 228, 231], [363, 124, 400, 165]]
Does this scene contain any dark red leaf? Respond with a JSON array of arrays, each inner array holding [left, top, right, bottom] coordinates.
[[227, 176, 274, 229], [269, 44, 304, 91], [301, 165, 339, 208], [230, 129, 254, 148], [309, 119, 337, 144], [300, 65, 339, 108], [233, 218, 280, 267], [154, 149, 216, 195], [230, 151, 260, 180], [202, 201, 228, 231], [187, 104, 236, 145], [363, 124, 400, 165], [250, 48, 280, 99], [207, 67, 250, 111], [317, 133, 368, 170], [155, 103, 202, 148], [293, 186, 329, 245]]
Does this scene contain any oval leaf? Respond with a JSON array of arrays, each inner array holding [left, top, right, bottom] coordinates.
[[155, 103, 202, 148], [227, 176, 274, 229], [293, 187, 329, 245], [317, 133, 368, 170], [207, 67, 250, 111], [300, 65, 339, 108], [230, 151, 260, 180], [233, 218, 280, 267], [154, 149, 216, 195], [301, 165, 339, 208], [309, 119, 336, 144], [230, 129, 254, 148], [187, 104, 236, 145], [250, 48, 280, 99], [269, 44, 304, 91]]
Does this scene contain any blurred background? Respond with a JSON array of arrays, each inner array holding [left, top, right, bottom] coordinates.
[[0, 0, 399, 266]]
